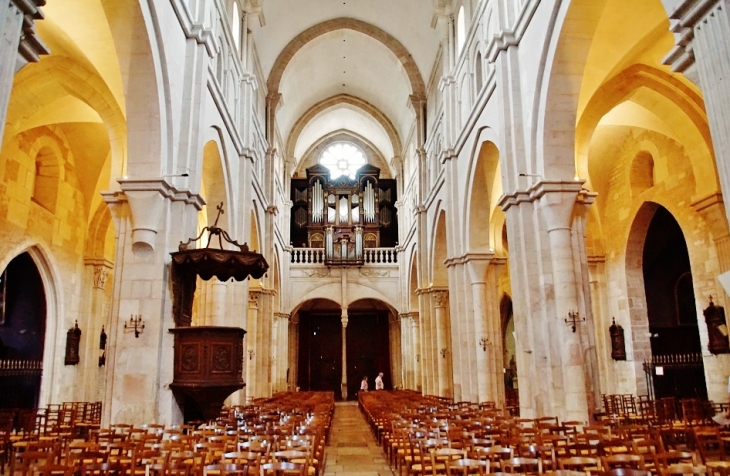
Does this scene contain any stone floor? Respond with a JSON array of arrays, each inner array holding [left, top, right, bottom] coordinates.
[[322, 401, 395, 476]]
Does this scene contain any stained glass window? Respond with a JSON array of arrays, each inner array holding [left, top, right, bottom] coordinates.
[[319, 142, 366, 180]]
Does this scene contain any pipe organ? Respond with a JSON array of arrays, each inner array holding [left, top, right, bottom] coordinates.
[[290, 164, 398, 265]]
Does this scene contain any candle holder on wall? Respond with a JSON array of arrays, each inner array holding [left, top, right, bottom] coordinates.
[[565, 311, 584, 333], [479, 337, 488, 352], [440, 348, 448, 358], [124, 314, 145, 338]]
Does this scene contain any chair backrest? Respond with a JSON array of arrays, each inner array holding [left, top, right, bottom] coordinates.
[[203, 463, 250, 476], [602, 454, 646, 470], [259, 462, 305, 476], [503, 457, 542, 474], [655, 451, 698, 469], [603, 468, 651, 476]]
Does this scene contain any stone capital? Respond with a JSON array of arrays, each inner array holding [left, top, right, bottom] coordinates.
[[533, 180, 585, 232], [464, 252, 494, 283], [248, 289, 261, 307], [432, 290, 449, 308]]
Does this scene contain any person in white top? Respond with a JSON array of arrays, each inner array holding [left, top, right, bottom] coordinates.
[[375, 372, 384, 390], [360, 376, 368, 392]]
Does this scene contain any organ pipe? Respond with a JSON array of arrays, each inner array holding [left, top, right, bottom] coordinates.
[[312, 180, 323, 223], [364, 181, 375, 223]]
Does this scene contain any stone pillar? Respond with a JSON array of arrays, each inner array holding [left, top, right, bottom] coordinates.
[[0, 1, 48, 140], [537, 182, 588, 421], [341, 308, 349, 400], [289, 314, 299, 390], [83, 259, 113, 402], [246, 290, 260, 400], [466, 254, 493, 403], [487, 258, 508, 408], [433, 290, 452, 398], [210, 278, 227, 325], [400, 313, 411, 389], [411, 313, 422, 392], [665, 1, 730, 228], [389, 313, 402, 390], [101, 182, 204, 425], [693, 193, 730, 303]]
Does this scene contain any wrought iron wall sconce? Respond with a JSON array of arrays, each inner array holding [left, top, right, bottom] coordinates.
[[99, 326, 107, 367], [248, 350, 255, 360], [124, 314, 145, 338], [479, 337, 488, 352], [565, 310, 584, 333], [64, 320, 81, 365], [440, 348, 448, 358], [415, 354, 420, 362]]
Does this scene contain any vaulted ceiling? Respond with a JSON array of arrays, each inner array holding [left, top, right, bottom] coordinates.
[[250, 0, 441, 174]]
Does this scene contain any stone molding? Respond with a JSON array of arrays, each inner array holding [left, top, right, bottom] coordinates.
[[102, 179, 205, 252], [663, 0, 722, 74], [169, 0, 218, 56], [13, 0, 49, 67]]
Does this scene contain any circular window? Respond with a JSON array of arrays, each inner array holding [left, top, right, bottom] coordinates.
[[319, 142, 367, 180]]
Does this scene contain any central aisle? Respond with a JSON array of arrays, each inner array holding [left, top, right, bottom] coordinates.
[[322, 401, 394, 476]]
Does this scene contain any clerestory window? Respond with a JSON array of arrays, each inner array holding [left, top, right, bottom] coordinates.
[[319, 142, 366, 180]]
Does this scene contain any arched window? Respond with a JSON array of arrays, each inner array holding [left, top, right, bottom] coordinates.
[[232, 5, 241, 50], [630, 151, 655, 197], [456, 6, 466, 56], [319, 142, 367, 180], [32, 146, 60, 212]]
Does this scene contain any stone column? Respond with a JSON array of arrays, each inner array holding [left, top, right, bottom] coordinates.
[[693, 193, 730, 302], [289, 314, 299, 390], [246, 290, 260, 400], [411, 313, 422, 392], [83, 259, 113, 402], [537, 182, 588, 421], [487, 258, 508, 408], [389, 313, 402, 390], [466, 254, 493, 403], [0, 1, 48, 141], [399, 313, 411, 389], [210, 278, 228, 325], [341, 308, 349, 400], [665, 1, 730, 228], [433, 290, 452, 398]]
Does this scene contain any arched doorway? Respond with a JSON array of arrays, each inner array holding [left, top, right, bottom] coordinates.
[[296, 298, 392, 400], [0, 252, 47, 409], [642, 206, 706, 399]]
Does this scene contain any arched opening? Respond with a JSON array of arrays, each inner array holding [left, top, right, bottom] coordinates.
[[475, 51, 483, 93], [0, 253, 47, 409], [500, 295, 517, 411], [296, 298, 392, 400], [456, 6, 466, 56], [630, 151, 655, 197], [642, 206, 706, 399], [32, 146, 60, 212]]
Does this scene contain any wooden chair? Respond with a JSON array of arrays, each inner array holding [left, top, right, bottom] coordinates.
[[559, 456, 602, 473], [445, 458, 489, 476], [656, 451, 699, 470], [603, 469, 651, 476], [79, 463, 122, 476], [602, 454, 646, 470], [204, 463, 250, 476], [661, 465, 708, 476], [259, 462, 306, 476], [502, 457, 543, 474]]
